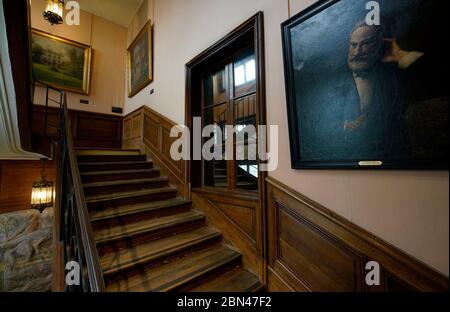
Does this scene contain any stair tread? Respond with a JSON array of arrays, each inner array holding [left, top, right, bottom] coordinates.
[[106, 244, 241, 292], [90, 197, 191, 221], [189, 268, 262, 292], [94, 210, 205, 244], [101, 227, 221, 276], [79, 161, 152, 166], [83, 177, 168, 188], [86, 186, 176, 203], [76, 149, 141, 156], [80, 168, 159, 176]]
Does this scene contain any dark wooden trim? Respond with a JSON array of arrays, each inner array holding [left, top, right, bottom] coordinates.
[[32, 105, 123, 149], [266, 176, 449, 292], [51, 141, 64, 292], [185, 12, 267, 283], [2, 0, 33, 152], [122, 105, 188, 197]]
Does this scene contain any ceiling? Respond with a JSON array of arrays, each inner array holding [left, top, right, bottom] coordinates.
[[76, 0, 144, 27]]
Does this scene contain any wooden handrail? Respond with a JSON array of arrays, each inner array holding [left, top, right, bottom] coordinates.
[[60, 92, 105, 291]]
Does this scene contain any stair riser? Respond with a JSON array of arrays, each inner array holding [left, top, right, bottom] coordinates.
[[177, 261, 245, 292], [84, 180, 169, 196], [79, 162, 153, 172], [155, 254, 242, 292], [81, 170, 160, 183], [97, 219, 206, 255], [103, 234, 222, 279], [91, 203, 192, 231], [77, 155, 147, 163], [87, 190, 178, 210]]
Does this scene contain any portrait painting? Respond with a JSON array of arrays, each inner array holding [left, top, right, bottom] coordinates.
[[31, 29, 92, 94], [282, 0, 449, 169], [127, 21, 153, 97]]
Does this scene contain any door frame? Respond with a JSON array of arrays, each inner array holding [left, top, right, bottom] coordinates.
[[185, 12, 267, 282]]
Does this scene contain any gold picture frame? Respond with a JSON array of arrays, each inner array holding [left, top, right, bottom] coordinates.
[[31, 29, 92, 94], [127, 20, 153, 98]]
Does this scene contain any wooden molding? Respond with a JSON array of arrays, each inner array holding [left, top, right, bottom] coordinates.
[[122, 105, 188, 197], [266, 176, 449, 292], [32, 105, 123, 149]]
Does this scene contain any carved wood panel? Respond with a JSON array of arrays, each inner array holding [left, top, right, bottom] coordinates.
[[32, 105, 123, 149], [266, 177, 449, 292]]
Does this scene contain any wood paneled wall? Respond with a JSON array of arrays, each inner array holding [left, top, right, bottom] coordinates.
[[266, 177, 449, 292], [0, 160, 56, 214], [122, 106, 448, 292], [191, 188, 264, 281], [123, 106, 264, 280], [123, 106, 187, 196], [32, 105, 123, 149]]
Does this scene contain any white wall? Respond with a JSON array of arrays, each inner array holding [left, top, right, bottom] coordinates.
[[124, 0, 449, 276]]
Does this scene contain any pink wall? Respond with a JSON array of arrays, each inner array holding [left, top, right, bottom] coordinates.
[[124, 0, 449, 276]]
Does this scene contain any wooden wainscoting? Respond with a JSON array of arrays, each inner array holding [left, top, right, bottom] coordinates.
[[191, 188, 265, 281], [122, 106, 187, 197], [0, 160, 56, 214], [32, 105, 123, 149], [123, 107, 264, 281], [266, 177, 449, 292]]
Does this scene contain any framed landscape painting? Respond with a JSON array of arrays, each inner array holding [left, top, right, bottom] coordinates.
[[31, 29, 92, 94], [127, 20, 153, 97], [282, 0, 449, 169]]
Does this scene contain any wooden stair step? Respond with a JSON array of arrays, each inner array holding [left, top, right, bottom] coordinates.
[[86, 187, 178, 209], [77, 154, 147, 163], [106, 245, 241, 292], [79, 161, 153, 172], [101, 227, 222, 277], [90, 197, 191, 222], [94, 210, 206, 245], [76, 149, 141, 156], [80, 168, 160, 183], [83, 177, 169, 196], [186, 267, 263, 292]]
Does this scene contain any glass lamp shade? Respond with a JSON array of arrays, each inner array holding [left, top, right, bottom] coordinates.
[[43, 0, 64, 25], [31, 177, 54, 212]]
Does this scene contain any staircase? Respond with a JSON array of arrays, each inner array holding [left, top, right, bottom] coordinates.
[[77, 149, 263, 292]]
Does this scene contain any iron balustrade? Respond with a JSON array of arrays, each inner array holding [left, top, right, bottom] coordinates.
[[34, 81, 105, 292]]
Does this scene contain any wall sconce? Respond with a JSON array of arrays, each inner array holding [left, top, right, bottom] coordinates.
[[31, 159, 54, 213], [43, 0, 64, 25]]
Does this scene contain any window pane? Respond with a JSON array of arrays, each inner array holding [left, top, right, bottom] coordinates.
[[204, 67, 227, 107], [245, 59, 256, 82], [234, 94, 258, 191], [233, 49, 256, 98], [234, 65, 245, 86], [203, 104, 227, 188], [236, 161, 258, 191]]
